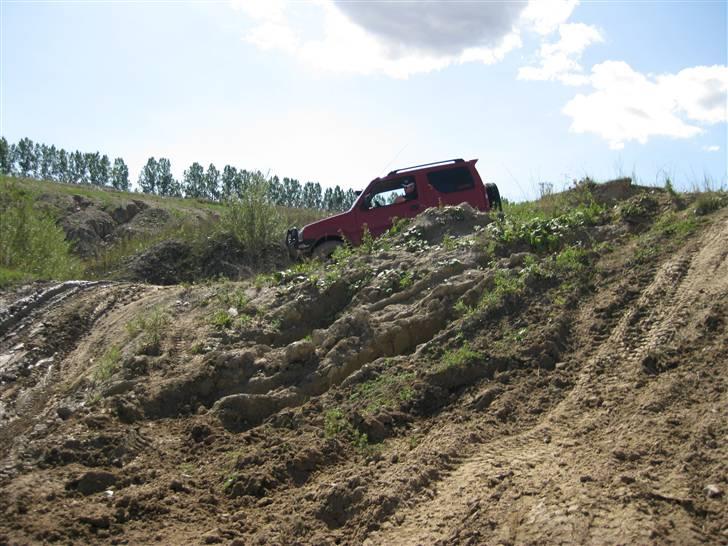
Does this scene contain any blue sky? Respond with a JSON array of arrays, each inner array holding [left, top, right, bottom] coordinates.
[[2, 0, 726, 199]]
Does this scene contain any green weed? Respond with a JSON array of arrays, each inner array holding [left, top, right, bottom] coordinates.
[[398, 270, 415, 290], [125, 306, 170, 352], [439, 343, 484, 371], [350, 371, 416, 414], [694, 192, 727, 216], [94, 345, 121, 382], [324, 408, 348, 438], [480, 269, 524, 309], [210, 309, 233, 330]]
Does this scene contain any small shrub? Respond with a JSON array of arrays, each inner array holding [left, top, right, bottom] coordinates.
[[480, 269, 524, 309], [0, 181, 82, 284], [553, 246, 590, 274], [360, 224, 375, 254], [324, 408, 347, 438], [220, 173, 284, 258], [210, 309, 233, 330], [126, 307, 170, 352], [94, 345, 121, 382], [694, 192, 727, 216], [398, 270, 415, 290]]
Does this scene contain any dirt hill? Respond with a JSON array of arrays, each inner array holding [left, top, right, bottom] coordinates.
[[0, 180, 726, 545]]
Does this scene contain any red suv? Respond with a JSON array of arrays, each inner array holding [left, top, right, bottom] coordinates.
[[286, 158, 501, 258]]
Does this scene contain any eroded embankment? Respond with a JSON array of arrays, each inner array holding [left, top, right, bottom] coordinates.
[[0, 184, 726, 545]]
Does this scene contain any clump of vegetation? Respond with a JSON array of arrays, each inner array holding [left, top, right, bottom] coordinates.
[[486, 201, 605, 254], [94, 345, 121, 382], [439, 343, 484, 371], [210, 309, 234, 330], [693, 192, 727, 216], [480, 269, 525, 309], [126, 306, 170, 354], [220, 173, 285, 259], [87, 216, 215, 278], [349, 370, 415, 414], [323, 408, 373, 453], [0, 181, 82, 286]]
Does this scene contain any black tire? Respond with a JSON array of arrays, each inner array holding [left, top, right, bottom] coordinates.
[[313, 240, 343, 261], [485, 183, 502, 212]]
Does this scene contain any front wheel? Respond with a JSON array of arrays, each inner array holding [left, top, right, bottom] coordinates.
[[313, 240, 343, 261]]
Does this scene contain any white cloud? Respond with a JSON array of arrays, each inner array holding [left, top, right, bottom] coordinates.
[[520, 0, 579, 35], [232, 0, 578, 78], [562, 61, 728, 149], [703, 145, 720, 152], [518, 22, 603, 85], [333, 0, 525, 55]]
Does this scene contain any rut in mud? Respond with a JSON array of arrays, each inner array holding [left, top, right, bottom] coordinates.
[[0, 183, 726, 545]]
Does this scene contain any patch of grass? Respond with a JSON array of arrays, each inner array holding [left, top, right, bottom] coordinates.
[[486, 200, 605, 253], [439, 343, 484, 371], [442, 234, 457, 251], [398, 270, 415, 290], [693, 192, 727, 216], [125, 306, 170, 353], [552, 246, 590, 274], [454, 298, 475, 317], [0, 179, 83, 285], [94, 345, 121, 382], [214, 284, 250, 310], [86, 217, 215, 278], [651, 212, 698, 240], [350, 371, 416, 414], [210, 309, 233, 330], [480, 269, 524, 309], [324, 408, 348, 438], [323, 407, 376, 454]]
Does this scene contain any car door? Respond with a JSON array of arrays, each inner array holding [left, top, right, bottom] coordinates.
[[356, 175, 422, 238], [425, 165, 486, 209]]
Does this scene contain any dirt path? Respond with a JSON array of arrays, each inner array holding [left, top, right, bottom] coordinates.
[[368, 214, 728, 545]]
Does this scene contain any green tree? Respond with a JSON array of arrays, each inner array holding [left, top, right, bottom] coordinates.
[[204, 163, 220, 200], [183, 162, 205, 198], [0, 137, 11, 175], [138, 157, 158, 194], [302, 181, 322, 209], [98, 154, 111, 186], [69, 151, 87, 183], [221, 165, 238, 199], [39, 145, 56, 180], [157, 157, 179, 196], [111, 158, 129, 191], [54, 149, 70, 182], [14, 138, 36, 177], [86, 152, 103, 185]]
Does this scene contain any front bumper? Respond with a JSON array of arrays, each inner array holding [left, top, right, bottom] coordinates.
[[286, 228, 314, 254]]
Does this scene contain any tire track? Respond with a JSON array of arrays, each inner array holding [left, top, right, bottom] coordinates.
[[369, 214, 728, 546]]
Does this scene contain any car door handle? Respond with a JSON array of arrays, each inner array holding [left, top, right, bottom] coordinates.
[[410, 204, 420, 210]]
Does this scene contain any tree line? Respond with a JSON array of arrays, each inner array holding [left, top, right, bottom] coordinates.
[[0, 137, 357, 212]]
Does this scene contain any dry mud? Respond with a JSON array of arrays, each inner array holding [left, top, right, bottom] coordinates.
[[0, 193, 726, 545]]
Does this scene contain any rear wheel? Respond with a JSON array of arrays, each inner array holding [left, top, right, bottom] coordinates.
[[313, 240, 343, 261], [485, 183, 502, 212]]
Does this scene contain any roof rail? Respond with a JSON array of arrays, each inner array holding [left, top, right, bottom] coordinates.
[[388, 158, 464, 176]]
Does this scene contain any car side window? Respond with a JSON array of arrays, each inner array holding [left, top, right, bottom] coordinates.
[[427, 167, 474, 194], [363, 176, 416, 209]]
